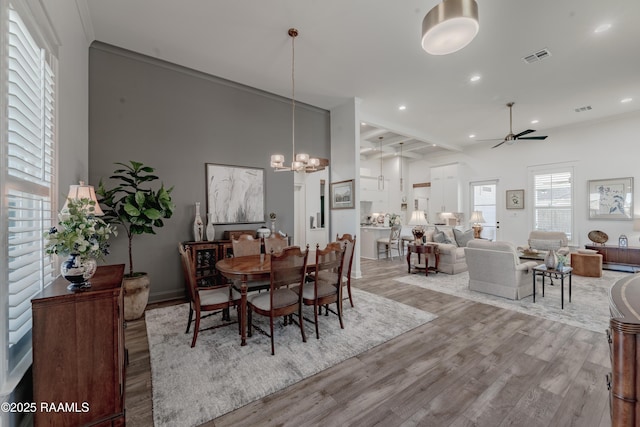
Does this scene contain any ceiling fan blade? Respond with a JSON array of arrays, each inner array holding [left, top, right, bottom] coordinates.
[[513, 129, 535, 138], [491, 140, 507, 149], [517, 136, 548, 140]]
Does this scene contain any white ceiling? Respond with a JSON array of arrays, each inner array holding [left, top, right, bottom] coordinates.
[[84, 0, 640, 159]]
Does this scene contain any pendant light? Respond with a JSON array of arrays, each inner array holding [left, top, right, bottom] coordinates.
[[270, 28, 326, 173], [421, 0, 479, 55], [399, 142, 404, 192], [378, 136, 384, 191]]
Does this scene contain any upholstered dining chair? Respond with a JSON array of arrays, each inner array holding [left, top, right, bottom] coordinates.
[[377, 225, 402, 259], [246, 245, 309, 355], [178, 243, 240, 347], [336, 234, 356, 307], [232, 234, 261, 257], [296, 242, 345, 339], [265, 233, 288, 255]]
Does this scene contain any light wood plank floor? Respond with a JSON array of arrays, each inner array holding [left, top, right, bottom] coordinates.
[[124, 257, 612, 427]]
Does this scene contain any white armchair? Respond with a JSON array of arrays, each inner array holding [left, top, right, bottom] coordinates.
[[464, 240, 539, 300]]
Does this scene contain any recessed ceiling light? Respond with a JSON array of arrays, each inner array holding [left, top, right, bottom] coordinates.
[[470, 75, 481, 82], [432, 144, 437, 147], [469, 134, 476, 138], [398, 105, 406, 111], [531, 119, 539, 124], [594, 23, 612, 33], [621, 98, 633, 103], [361, 122, 367, 126]]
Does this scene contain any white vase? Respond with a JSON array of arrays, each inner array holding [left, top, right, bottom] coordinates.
[[544, 250, 558, 269], [193, 202, 203, 242], [206, 213, 215, 241]]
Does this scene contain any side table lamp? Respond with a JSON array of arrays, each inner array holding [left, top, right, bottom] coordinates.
[[408, 210, 429, 244], [469, 210, 486, 239]]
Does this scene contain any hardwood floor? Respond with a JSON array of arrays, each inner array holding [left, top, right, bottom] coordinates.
[[124, 257, 612, 426]]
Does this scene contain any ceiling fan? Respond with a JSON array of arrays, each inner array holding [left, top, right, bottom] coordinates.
[[488, 102, 548, 148]]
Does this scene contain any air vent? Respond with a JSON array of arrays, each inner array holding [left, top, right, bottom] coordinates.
[[574, 105, 593, 113], [522, 48, 552, 64]]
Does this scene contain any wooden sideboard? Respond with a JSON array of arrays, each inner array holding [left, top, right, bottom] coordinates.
[[32, 264, 126, 426], [608, 274, 640, 426], [585, 244, 640, 272]]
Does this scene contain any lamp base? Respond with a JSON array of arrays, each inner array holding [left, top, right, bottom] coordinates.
[[412, 227, 425, 244], [472, 224, 482, 239]]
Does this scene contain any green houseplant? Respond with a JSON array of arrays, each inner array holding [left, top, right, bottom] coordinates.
[[97, 161, 175, 319]]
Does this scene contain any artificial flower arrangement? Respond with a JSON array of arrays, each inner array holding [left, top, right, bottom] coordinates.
[[44, 198, 117, 260], [388, 213, 402, 226]]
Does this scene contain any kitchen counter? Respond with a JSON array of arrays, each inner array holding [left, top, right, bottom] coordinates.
[[360, 226, 392, 259]]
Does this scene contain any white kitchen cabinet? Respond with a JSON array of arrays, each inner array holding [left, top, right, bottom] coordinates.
[[429, 163, 465, 222]]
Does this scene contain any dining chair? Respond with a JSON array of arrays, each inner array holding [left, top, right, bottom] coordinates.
[[247, 246, 309, 355], [336, 234, 356, 307], [297, 242, 345, 339], [265, 233, 288, 255], [377, 225, 402, 259], [178, 243, 240, 347], [232, 234, 261, 257]]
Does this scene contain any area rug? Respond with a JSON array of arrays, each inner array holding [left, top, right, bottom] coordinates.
[[395, 269, 629, 333], [146, 288, 437, 427]]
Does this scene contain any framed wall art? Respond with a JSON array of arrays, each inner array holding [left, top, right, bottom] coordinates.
[[588, 177, 633, 220], [206, 163, 265, 224], [506, 189, 525, 209], [330, 179, 355, 210]]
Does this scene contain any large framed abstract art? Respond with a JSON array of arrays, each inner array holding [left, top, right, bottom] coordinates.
[[588, 177, 633, 220], [206, 163, 265, 224]]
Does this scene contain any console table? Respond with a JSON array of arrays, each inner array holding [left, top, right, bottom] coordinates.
[[32, 264, 126, 426], [608, 274, 640, 426], [585, 244, 640, 272], [406, 243, 439, 276]]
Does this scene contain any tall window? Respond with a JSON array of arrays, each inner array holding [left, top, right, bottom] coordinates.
[[530, 166, 573, 241], [470, 180, 498, 240], [1, 1, 57, 395]]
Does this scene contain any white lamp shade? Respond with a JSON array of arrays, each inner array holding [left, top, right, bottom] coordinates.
[[422, 0, 479, 55], [295, 153, 310, 163], [469, 210, 486, 224], [408, 210, 429, 226], [62, 181, 104, 216]]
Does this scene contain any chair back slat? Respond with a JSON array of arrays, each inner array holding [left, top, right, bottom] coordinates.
[[265, 234, 288, 255], [178, 243, 199, 305], [390, 225, 401, 240], [270, 246, 309, 289], [336, 234, 356, 279], [315, 242, 345, 285], [232, 234, 260, 257]]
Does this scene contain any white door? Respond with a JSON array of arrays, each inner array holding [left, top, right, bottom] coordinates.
[[469, 180, 499, 240]]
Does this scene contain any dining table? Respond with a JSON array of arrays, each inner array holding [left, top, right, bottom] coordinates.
[[216, 251, 315, 346]]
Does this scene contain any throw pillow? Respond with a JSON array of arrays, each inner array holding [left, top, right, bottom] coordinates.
[[453, 228, 474, 247], [433, 227, 453, 244]]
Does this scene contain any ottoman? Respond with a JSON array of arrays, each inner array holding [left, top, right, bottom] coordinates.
[[571, 252, 603, 277]]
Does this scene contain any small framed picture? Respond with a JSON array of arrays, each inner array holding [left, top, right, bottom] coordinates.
[[506, 189, 524, 209], [330, 179, 355, 210]]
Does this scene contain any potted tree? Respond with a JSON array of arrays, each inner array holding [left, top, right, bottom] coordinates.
[[97, 161, 175, 320]]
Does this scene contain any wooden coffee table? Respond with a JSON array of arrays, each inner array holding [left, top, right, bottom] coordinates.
[[406, 243, 439, 276]]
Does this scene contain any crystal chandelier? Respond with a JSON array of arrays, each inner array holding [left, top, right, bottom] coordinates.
[[270, 28, 326, 173]]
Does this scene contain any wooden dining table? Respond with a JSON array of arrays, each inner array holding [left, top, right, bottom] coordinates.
[[216, 252, 315, 346]]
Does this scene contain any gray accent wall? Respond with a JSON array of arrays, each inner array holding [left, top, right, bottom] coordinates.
[[89, 42, 330, 302]]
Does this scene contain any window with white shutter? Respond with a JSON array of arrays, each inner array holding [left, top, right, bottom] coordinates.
[[530, 166, 573, 241], [1, 1, 58, 395]]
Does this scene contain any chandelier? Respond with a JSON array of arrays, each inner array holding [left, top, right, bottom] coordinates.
[[270, 28, 327, 173]]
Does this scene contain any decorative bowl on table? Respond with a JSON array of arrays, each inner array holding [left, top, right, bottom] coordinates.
[[588, 230, 608, 245], [521, 249, 539, 256]]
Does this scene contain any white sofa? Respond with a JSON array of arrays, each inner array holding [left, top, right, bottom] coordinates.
[[407, 226, 474, 274], [464, 240, 539, 300]]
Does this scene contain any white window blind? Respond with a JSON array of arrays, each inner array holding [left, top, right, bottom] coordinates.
[[1, 3, 57, 395], [532, 169, 573, 240]]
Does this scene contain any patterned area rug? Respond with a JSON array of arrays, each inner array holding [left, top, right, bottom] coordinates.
[[395, 269, 629, 333], [146, 288, 437, 427]]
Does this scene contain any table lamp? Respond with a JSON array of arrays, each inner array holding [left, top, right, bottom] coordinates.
[[408, 210, 429, 244], [62, 181, 104, 215], [469, 210, 485, 239]]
